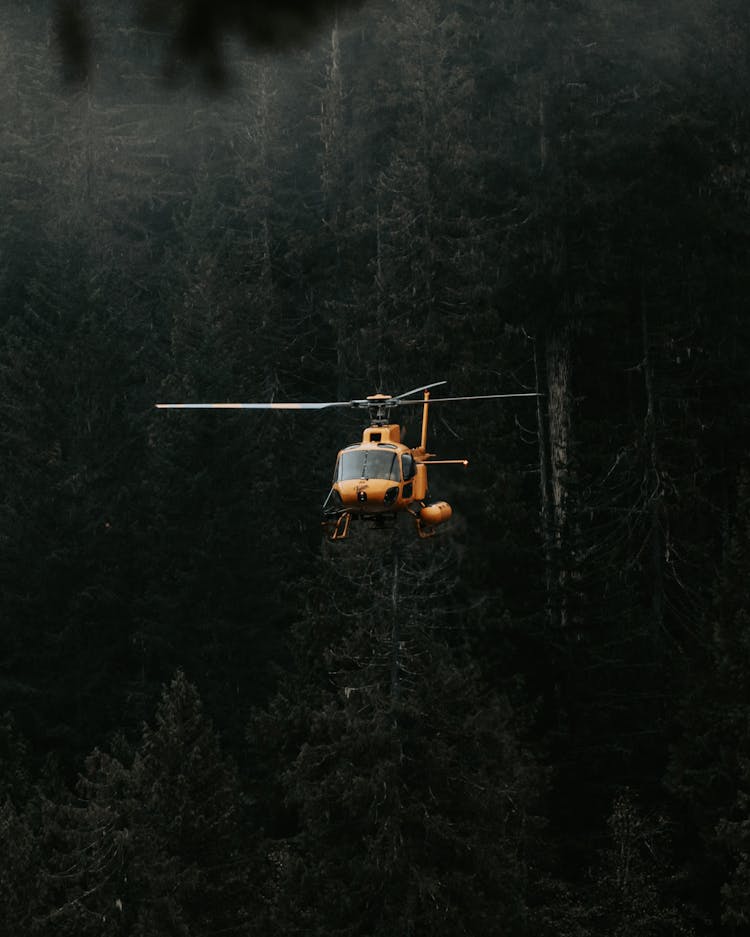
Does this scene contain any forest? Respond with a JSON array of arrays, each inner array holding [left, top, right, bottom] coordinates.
[[1, 0, 750, 933]]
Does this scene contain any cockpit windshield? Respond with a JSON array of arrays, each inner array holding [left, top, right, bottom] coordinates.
[[337, 449, 401, 481]]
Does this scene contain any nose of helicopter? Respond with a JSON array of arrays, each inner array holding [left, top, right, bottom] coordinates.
[[335, 479, 397, 511]]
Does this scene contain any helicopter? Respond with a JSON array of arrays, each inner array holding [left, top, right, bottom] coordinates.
[[156, 381, 538, 540]]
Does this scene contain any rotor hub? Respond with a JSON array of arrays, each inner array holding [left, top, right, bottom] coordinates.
[[366, 393, 394, 426]]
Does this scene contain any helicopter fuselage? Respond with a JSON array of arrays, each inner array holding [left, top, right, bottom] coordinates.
[[322, 423, 453, 539], [331, 424, 426, 513]]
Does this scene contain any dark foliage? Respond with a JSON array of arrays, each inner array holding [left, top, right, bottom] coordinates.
[[2, 0, 750, 932]]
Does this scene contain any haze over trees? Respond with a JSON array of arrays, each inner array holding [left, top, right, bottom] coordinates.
[[1, 0, 749, 933]]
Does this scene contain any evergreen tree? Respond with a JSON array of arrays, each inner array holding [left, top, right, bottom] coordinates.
[[669, 474, 750, 934], [255, 536, 543, 936], [588, 791, 697, 936], [33, 671, 259, 935], [128, 670, 255, 934], [0, 232, 151, 760], [0, 799, 39, 937]]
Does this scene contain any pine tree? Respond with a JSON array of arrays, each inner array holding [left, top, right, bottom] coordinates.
[[668, 474, 750, 933], [128, 670, 255, 934], [587, 791, 697, 936], [254, 535, 543, 936], [0, 799, 39, 936], [0, 231, 152, 760], [33, 671, 259, 935], [0, 717, 39, 937]]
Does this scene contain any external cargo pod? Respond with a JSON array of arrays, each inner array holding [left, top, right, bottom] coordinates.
[[418, 501, 452, 526]]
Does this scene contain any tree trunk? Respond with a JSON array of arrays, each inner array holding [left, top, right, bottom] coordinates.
[[640, 293, 664, 633], [534, 336, 555, 626], [545, 323, 572, 628], [389, 545, 401, 707], [320, 19, 350, 397]]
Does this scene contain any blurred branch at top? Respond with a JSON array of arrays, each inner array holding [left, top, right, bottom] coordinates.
[[54, 0, 366, 86]]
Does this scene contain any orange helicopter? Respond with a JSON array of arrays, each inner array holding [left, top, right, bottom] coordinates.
[[156, 381, 537, 540]]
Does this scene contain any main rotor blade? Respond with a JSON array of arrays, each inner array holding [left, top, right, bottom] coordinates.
[[391, 380, 448, 401], [155, 401, 352, 410], [395, 392, 540, 405]]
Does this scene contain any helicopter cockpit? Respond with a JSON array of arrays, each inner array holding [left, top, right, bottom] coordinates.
[[336, 448, 401, 482]]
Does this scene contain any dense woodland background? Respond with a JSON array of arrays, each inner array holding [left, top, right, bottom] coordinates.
[[2, 0, 750, 933]]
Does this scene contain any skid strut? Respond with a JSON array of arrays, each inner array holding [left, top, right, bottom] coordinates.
[[414, 516, 436, 539], [325, 512, 352, 541]]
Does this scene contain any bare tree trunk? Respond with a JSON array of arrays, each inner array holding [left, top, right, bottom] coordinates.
[[539, 80, 548, 170], [533, 336, 555, 627], [320, 19, 349, 397], [320, 18, 342, 222], [545, 324, 572, 628], [389, 544, 401, 707], [257, 68, 273, 295], [547, 326, 572, 537], [640, 293, 664, 633]]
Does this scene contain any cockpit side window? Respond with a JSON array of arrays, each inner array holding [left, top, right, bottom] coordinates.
[[401, 453, 416, 480]]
